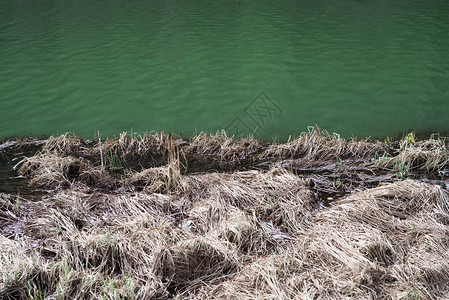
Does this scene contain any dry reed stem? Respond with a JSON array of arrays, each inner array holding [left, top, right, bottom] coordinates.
[[126, 165, 189, 194]]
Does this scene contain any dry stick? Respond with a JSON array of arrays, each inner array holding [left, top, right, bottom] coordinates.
[[168, 133, 173, 187], [168, 133, 172, 165], [98, 130, 104, 169]]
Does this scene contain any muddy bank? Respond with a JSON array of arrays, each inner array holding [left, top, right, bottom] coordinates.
[[1, 128, 449, 299]]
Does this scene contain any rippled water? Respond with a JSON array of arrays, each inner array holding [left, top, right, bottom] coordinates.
[[1, 0, 448, 140]]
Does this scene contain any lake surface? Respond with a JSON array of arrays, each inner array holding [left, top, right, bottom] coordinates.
[[1, 0, 448, 140]]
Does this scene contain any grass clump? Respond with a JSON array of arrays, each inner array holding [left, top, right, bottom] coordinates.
[[42, 132, 86, 155], [18, 152, 116, 189], [18, 152, 85, 189], [154, 238, 238, 291], [375, 132, 449, 175], [223, 208, 278, 254], [188, 167, 316, 232], [126, 137, 189, 193], [126, 166, 188, 193], [185, 130, 263, 164], [89, 131, 178, 158], [260, 125, 386, 161]]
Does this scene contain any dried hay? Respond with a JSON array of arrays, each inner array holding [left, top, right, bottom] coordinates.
[[25, 209, 182, 298], [154, 238, 238, 290], [293, 180, 449, 299], [42, 132, 85, 155], [51, 262, 161, 300], [188, 180, 449, 299], [126, 165, 189, 194], [5, 128, 449, 299], [223, 208, 277, 254], [182, 200, 228, 235], [376, 133, 449, 174], [0, 235, 54, 299], [185, 202, 277, 254], [78, 166, 117, 189], [18, 152, 84, 189], [18, 152, 117, 189], [260, 126, 385, 161], [188, 168, 317, 232], [186, 130, 262, 164]]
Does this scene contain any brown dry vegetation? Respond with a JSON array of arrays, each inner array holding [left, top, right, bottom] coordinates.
[[1, 129, 449, 299], [195, 180, 449, 299], [2, 174, 449, 299], [375, 133, 449, 174], [18, 152, 117, 189], [185, 131, 263, 164], [42, 133, 86, 155], [88, 131, 176, 158], [260, 126, 387, 161]]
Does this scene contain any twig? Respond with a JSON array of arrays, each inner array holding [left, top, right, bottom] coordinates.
[[98, 130, 104, 169]]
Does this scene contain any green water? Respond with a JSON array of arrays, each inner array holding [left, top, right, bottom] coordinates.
[[1, 0, 448, 140]]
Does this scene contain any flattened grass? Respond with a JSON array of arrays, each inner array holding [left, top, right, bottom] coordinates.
[[2, 128, 449, 299]]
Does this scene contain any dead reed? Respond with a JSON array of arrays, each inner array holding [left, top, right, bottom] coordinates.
[[3, 129, 449, 299], [126, 133, 189, 193], [190, 180, 449, 299], [2, 176, 449, 299], [375, 132, 449, 174], [42, 133, 86, 155], [185, 130, 263, 164], [18, 152, 117, 189], [260, 126, 386, 161], [88, 131, 179, 158]]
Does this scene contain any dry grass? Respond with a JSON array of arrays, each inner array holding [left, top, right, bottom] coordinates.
[[186, 203, 278, 255], [2, 175, 449, 299], [190, 180, 449, 299], [0, 235, 54, 299], [185, 131, 263, 164], [188, 168, 316, 233], [154, 238, 238, 291], [0, 193, 18, 222], [126, 136, 189, 193], [375, 132, 449, 174], [18, 152, 117, 189], [18, 152, 85, 189], [42, 132, 85, 155], [3, 129, 449, 299], [260, 126, 386, 161], [1, 165, 317, 298], [126, 166, 189, 193], [89, 131, 180, 158]]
